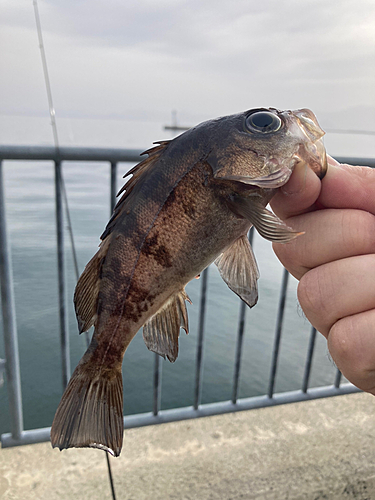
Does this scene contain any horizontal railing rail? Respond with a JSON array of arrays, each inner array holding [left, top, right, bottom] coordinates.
[[0, 145, 144, 163], [1, 145, 374, 167], [0, 146, 371, 449], [1, 384, 359, 448]]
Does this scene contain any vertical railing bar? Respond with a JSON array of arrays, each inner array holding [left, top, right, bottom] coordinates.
[[0, 160, 24, 439], [60, 172, 91, 349], [0, 358, 6, 388], [61, 175, 80, 280], [55, 160, 70, 389], [268, 267, 289, 398], [334, 369, 342, 388], [232, 227, 255, 404], [107, 162, 122, 500], [194, 267, 209, 410], [110, 162, 117, 212], [232, 300, 246, 404], [153, 353, 162, 416], [302, 326, 317, 393]]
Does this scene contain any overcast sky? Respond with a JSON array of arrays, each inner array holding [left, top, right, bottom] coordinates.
[[1, 0, 375, 134]]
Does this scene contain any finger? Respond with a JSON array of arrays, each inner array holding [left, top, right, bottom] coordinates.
[[326, 155, 341, 167], [318, 162, 375, 214], [328, 309, 375, 394], [297, 254, 375, 338], [270, 161, 322, 220], [273, 208, 375, 280]]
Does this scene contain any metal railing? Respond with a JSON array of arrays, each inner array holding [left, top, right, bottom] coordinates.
[[1, 146, 373, 449]]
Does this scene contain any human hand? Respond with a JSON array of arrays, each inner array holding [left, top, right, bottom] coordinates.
[[270, 157, 375, 394]]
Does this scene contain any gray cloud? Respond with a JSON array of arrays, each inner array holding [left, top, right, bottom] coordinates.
[[1, 0, 374, 131]]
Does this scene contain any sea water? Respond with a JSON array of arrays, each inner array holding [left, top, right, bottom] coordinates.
[[0, 114, 373, 436]]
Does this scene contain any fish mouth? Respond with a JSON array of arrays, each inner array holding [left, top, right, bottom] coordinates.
[[287, 108, 328, 179], [298, 137, 327, 180]]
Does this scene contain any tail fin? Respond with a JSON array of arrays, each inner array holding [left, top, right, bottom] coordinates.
[[50, 362, 124, 457]]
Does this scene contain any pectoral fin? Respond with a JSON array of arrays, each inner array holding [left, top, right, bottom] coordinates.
[[227, 197, 303, 243], [143, 290, 191, 363], [219, 165, 292, 188], [215, 235, 259, 308]]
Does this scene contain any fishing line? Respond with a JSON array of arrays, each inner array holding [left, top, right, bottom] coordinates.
[[33, 2, 117, 498], [32, 0, 86, 344]]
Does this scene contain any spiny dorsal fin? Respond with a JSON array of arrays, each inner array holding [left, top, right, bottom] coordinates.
[[101, 141, 170, 240], [75, 141, 170, 334], [143, 289, 191, 363], [117, 141, 170, 197], [74, 238, 110, 333], [215, 234, 259, 308]]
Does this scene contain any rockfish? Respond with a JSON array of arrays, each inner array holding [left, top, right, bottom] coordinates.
[[51, 108, 327, 456]]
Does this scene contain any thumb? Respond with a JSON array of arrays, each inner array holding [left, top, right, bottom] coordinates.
[[270, 160, 322, 220]]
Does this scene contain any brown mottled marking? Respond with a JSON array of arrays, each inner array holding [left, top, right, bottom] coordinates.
[[142, 232, 173, 268]]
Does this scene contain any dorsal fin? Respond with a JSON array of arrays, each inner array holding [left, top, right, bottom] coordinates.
[[75, 141, 171, 334], [101, 141, 170, 240], [74, 238, 110, 333]]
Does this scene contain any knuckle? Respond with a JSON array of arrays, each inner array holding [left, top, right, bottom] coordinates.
[[297, 269, 327, 318], [272, 240, 306, 280], [343, 210, 375, 254], [272, 241, 292, 268], [328, 320, 353, 364], [328, 317, 375, 392]]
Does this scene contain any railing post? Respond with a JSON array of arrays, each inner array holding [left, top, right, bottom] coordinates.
[[232, 227, 255, 404], [0, 160, 24, 440], [110, 162, 117, 212], [55, 160, 70, 388], [302, 327, 317, 393], [232, 301, 246, 404], [268, 267, 289, 398], [153, 353, 162, 416], [334, 369, 342, 388], [194, 267, 209, 410], [0, 358, 6, 387]]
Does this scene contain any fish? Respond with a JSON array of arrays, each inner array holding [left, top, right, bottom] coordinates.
[[50, 107, 327, 457]]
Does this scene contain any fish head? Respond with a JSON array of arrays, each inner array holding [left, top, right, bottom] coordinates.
[[207, 107, 327, 189]]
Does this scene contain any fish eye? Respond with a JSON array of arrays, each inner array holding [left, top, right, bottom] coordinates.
[[245, 111, 282, 134]]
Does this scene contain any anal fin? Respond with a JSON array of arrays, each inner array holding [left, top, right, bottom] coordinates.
[[143, 290, 191, 362], [227, 197, 303, 243], [215, 235, 259, 308]]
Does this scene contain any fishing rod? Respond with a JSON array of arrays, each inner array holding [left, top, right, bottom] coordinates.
[[33, 0, 80, 280]]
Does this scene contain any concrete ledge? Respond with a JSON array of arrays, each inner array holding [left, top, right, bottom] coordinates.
[[1, 392, 375, 499]]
